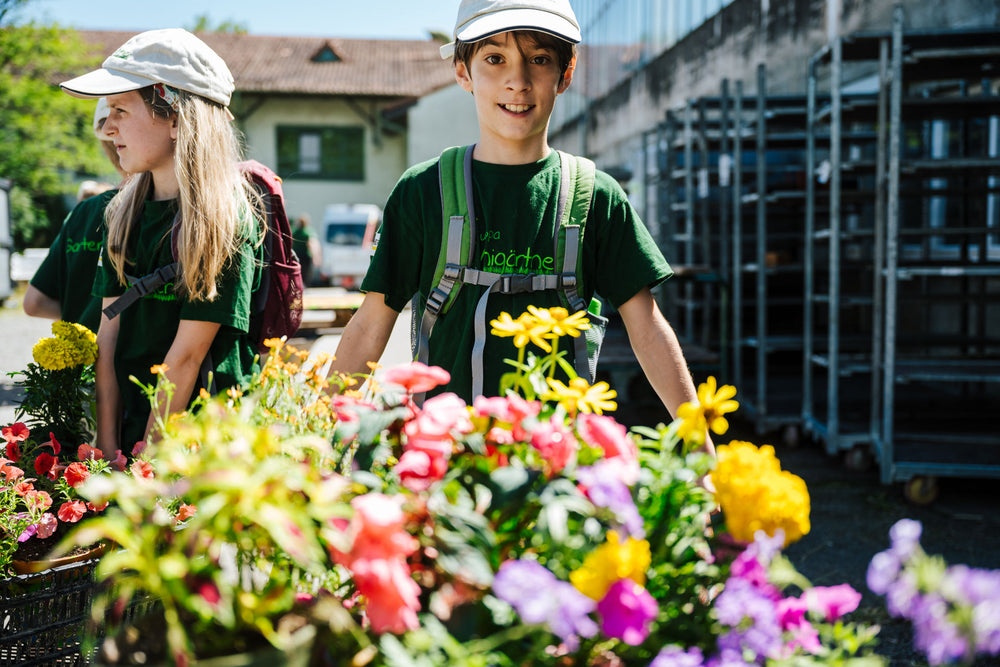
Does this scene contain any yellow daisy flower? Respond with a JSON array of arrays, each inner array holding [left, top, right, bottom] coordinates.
[[490, 311, 551, 352], [527, 305, 591, 339], [543, 377, 617, 415]]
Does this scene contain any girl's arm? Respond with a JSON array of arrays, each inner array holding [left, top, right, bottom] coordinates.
[[96, 298, 123, 457], [143, 319, 221, 442]]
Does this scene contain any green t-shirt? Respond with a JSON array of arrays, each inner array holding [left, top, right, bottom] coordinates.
[[362, 150, 672, 401], [93, 198, 262, 448], [29, 191, 115, 333], [291, 225, 315, 262]]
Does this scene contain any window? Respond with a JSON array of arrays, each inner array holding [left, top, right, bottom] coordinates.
[[276, 126, 364, 181]]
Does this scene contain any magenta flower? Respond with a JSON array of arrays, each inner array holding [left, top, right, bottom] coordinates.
[[382, 362, 451, 394], [804, 584, 862, 621], [596, 578, 658, 645]]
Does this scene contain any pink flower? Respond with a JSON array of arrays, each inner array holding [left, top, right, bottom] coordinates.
[[64, 461, 90, 488], [1, 463, 24, 482], [5, 442, 20, 462], [198, 581, 221, 607], [404, 393, 472, 439], [382, 362, 451, 394], [804, 584, 862, 621], [2, 422, 29, 444], [25, 489, 53, 512], [111, 449, 128, 471], [332, 494, 421, 634], [87, 500, 109, 512], [34, 452, 57, 479], [396, 449, 448, 492], [131, 441, 147, 457], [57, 500, 87, 523], [577, 413, 639, 485], [35, 512, 58, 539], [131, 460, 154, 479], [77, 444, 103, 461], [776, 596, 822, 654], [530, 416, 578, 474], [596, 579, 658, 645]]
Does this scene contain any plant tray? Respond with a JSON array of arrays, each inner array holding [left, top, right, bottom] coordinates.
[[0, 556, 100, 667]]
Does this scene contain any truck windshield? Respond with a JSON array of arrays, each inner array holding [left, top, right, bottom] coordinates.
[[326, 223, 367, 246]]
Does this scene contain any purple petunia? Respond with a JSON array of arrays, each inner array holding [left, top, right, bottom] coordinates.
[[650, 645, 705, 667], [713, 577, 783, 662], [576, 463, 645, 539], [492, 559, 598, 650], [867, 549, 901, 595], [889, 518, 923, 561]]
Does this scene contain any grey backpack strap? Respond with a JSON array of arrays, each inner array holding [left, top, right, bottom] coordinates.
[[415, 215, 466, 365], [102, 263, 179, 320]]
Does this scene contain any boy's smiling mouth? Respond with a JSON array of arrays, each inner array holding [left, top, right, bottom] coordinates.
[[500, 103, 534, 114]]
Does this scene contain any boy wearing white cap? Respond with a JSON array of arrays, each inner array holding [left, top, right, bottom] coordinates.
[[60, 28, 263, 456], [332, 0, 705, 433]]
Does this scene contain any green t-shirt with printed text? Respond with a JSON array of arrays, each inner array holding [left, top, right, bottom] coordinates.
[[93, 198, 262, 448], [361, 150, 672, 401], [30, 191, 115, 333]]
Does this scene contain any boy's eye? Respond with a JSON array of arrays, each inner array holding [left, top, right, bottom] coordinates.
[[530, 55, 551, 65], [484, 54, 503, 65]]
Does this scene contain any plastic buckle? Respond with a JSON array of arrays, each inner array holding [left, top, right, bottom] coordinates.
[[425, 288, 449, 315]]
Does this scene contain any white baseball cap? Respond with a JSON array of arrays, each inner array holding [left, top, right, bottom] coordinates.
[[93, 98, 111, 141], [61, 28, 234, 108], [440, 0, 581, 59]]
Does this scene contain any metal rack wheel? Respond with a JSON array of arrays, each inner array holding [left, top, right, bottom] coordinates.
[[844, 444, 873, 472], [903, 475, 939, 506]]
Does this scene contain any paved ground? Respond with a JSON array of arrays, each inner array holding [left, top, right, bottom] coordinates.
[[2, 287, 997, 666]]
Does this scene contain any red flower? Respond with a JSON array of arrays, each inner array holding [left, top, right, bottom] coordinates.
[[198, 581, 222, 607], [44, 433, 61, 455], [530, 416, 578, 475], [5, 442, 20, 462], [78, 444, 104, 461], [131, 441, 147, 457], [87, 500, 109, 512], [2, 422, 29, 444], [57, 500, 87, 523], [396, 449, 449, 492], [130, 460, 154, 479], [64, 461, 90, 488], [13, 480, 33, 496], [34, 452, 57, 478], [381, 362, 451, 394], [175, 504, 197, 522]]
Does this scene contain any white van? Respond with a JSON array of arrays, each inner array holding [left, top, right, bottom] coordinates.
[[320, 204, 381, 289]]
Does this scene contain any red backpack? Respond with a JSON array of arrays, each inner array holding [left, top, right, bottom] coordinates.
[[103, 159, 304, 354]]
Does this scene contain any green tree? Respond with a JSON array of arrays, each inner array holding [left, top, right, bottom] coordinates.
[[187, 13, 248, 34], [0, 21, 106, 249]]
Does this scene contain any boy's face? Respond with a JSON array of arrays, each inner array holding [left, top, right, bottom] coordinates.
[[455, 32, 575, 163]]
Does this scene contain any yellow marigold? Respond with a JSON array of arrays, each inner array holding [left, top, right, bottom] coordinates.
[[570, 531, 650, 600], [51, 321, 98, 365], [675, 376, 739, 445], [490, 311, 551, 352], [526, 305, 591, 339], [710, 440, 811, 547], [32, 337, 79, 370], [543, 377, 617, 415]]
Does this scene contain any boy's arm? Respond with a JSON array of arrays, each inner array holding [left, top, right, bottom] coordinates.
[[328, 291, 400, 384], [96, 299, 123, 457], [22, 285, 61, 320], [618, 287, 715, 457]]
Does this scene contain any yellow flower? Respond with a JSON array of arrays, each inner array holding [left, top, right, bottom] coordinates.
[[150, 364, 170, 375], [675, 376, 738, 444], [710, 441, 811, 547], [198, 388, 211, 400], [543, 377, 617, 415], [570, 531, 650, 600], [490, 311, 551, 352], [32, 321, 99, 370], [32, 338, 78, 370], [526, 305, 590, 339], [263, 337, 285, 350]]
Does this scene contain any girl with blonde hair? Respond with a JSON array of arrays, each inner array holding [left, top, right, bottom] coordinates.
[[61, 28, 263, 455]]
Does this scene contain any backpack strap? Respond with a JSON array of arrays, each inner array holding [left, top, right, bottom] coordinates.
[[102, 211, 182, 321], [415, 145, 476, 367]]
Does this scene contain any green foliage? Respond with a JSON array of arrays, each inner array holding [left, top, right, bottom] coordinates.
[[187, 13, 248, 34], [0, 23, 107, 248]]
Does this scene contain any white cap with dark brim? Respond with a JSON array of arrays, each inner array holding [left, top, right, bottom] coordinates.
[[440, 0, 581, 59], [61, 28, 234, 108]]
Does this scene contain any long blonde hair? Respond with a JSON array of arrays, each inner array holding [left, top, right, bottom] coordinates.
[[104, 87, 262, 301]]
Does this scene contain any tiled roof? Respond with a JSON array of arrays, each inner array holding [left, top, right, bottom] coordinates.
[[76, 30, 456, 98]]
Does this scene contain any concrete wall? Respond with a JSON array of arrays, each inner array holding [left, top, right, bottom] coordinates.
[[553, 0, 1000, 176], [407, 83, 481, 166], [239, 96, 409, 233]]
